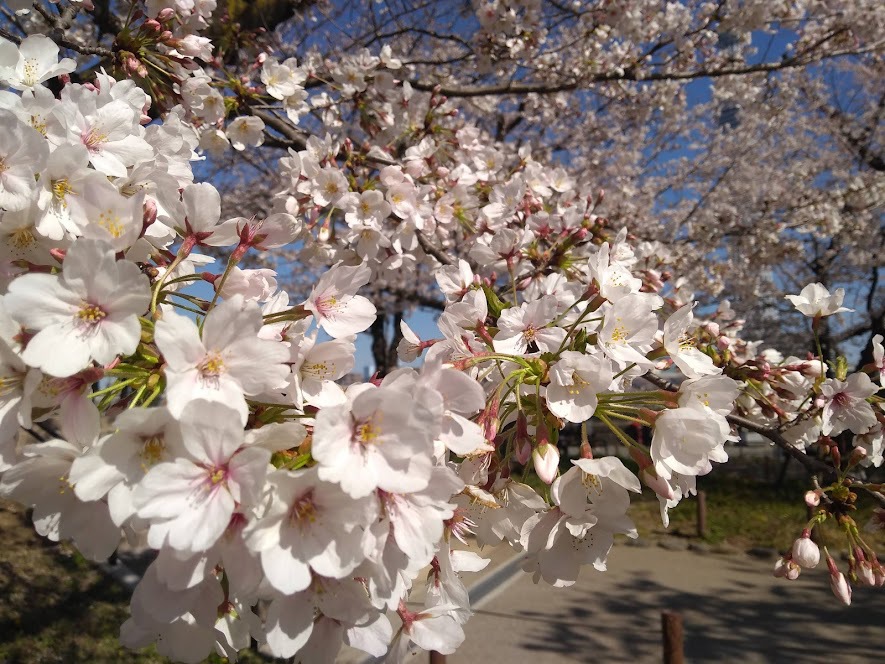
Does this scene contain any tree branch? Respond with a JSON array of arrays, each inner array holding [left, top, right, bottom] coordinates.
[[407, 43, 885, 98], [416, 231, 454, 266]]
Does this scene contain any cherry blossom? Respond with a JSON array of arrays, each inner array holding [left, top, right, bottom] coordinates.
[[6, 238, 150, 377]]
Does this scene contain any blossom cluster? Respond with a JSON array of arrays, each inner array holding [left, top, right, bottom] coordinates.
[[0, 7, 882, 663]]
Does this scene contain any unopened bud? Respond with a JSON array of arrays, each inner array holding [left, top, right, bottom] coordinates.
[[142, 199, 157, 228], [857, 560, 876, 586], [774, 556, 800, 580], [144, 19, 162, 31], [157, 7, 175, 21], [831, 446, 842, 468], [514, 436, 531, 465], [849, 446, 867, 466], [829, 570, 852, 605], [791, 531, 820, 568], [640, 467, 674, 501], [804, 490, 820, 507], [532, 443, 560, 485]]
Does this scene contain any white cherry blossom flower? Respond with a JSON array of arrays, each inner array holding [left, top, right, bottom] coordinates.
[[6, 238, 150, 377], [133, 400, 271, 552], [651, 407, 733, 480], [312, 384, 435, 498], [155, 295, 290, 424], [663, 303, 721, 379], [0, 35, 76, 90], [304, 262, 377, 338], [819, 373, 878, 436], [246, 467, 377, 594], [547, 351, 614, 423], [493, 295, 565, 355], [786, 283, 852, 318], [0, 110, 48, 211], [227, 116, 265, 151]]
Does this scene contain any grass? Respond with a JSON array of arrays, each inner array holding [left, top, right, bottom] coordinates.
[[627, 464, 885, 552]]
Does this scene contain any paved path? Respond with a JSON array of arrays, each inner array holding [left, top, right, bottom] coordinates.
[[447, 544, 884, 664]]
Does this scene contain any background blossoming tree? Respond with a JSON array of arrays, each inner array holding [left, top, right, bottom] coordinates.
[[0, 1, 882, 662]]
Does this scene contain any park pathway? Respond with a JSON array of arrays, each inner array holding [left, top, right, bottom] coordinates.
[[443, 543, 884, 664]]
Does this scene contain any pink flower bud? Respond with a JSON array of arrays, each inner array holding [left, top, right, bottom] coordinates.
[[704, 322, 720, 337], [826, 555, 852, 605], [640, 467, 675, 500], [532, 443, 559, 485], [142, 199, 157, 229], [791, 531, 820, 568], [144, 19, 162, 31], [774, 557, 800, 580], [829, 570, 852, 606], [857, 561, 876, 587], [157, 8, 175, 21], [804, 490, 820, 507], [514, 437, 531, 465]]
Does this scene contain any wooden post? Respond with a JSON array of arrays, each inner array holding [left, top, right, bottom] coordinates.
[[696, 489, 707, 539], [429, 651, 447, 664], [661, 611, 685, 664]]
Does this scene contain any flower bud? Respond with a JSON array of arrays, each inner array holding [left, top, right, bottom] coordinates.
[[857, 560, 876, 586], [532, 443, 559, 485], [774, 557, 800, 580], [829, 570, 852, 605], [640, 467, 674, 500], [514, 436, 531, 465], [157, 7, 175, 20], [580, 441, 593, 460], [791, 531, 820, 568], [826, 556, 852, 605], [804, 490, 820, 507]]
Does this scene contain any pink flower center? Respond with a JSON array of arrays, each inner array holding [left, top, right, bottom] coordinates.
[[81, 127, 108, 153], [832, 391, 850, 408]]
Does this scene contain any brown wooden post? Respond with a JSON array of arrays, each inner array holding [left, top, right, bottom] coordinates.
[[696, 490, 707, 539], [661, 611, 685, 664]]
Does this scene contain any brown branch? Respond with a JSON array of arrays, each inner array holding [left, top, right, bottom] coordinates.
[[58, 38, 114, 58], [416, 231, 454, 266], [407, 43, 885, 98]]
